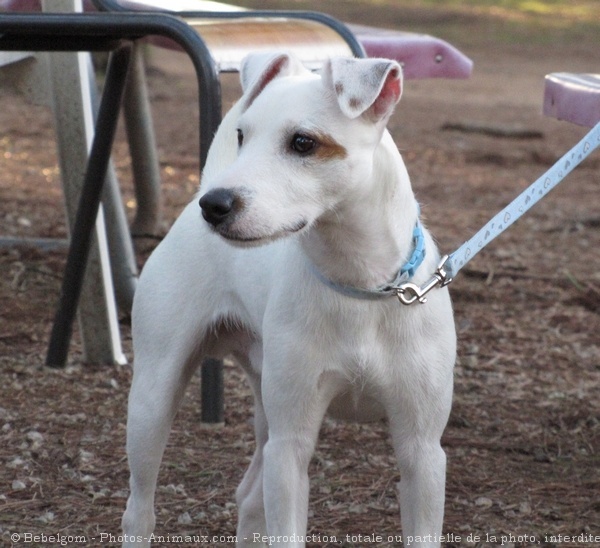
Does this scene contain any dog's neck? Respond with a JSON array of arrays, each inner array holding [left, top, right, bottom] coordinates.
[[302, 132, 419, 291]]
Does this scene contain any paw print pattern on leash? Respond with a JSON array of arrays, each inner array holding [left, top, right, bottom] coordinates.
[[444, 122, 600, 280]]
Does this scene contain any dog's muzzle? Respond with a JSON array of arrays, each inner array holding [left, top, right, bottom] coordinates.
[[199, 189, 241, 227]]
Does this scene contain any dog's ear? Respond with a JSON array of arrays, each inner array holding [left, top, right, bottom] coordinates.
[[240, 52, 307, 108], [323, 58, 403, 123]]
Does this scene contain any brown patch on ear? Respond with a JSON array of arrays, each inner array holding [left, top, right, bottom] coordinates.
[[314, 132, 347, 161], [348, 96, 362, 110]]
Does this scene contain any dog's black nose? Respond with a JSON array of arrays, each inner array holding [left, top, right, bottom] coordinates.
[[199, 189, 237, 226]]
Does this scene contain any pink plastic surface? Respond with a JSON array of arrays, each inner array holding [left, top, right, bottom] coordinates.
[[544, 73, 600, 127]]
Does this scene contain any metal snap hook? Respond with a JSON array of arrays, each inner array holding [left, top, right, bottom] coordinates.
[[395, 255, 452, 306]]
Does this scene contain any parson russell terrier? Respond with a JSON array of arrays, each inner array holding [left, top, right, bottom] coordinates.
[[121, 52, 456, 547]]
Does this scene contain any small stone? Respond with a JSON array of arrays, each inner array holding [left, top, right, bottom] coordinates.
[[11, 480, 26, 491], [178, 512, 192, 524], [519, 501, 532, 515], [474, 496, 493, 508], [36, 511, 55, 524]]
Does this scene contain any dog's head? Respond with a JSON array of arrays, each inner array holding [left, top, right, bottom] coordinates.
[[199, 52, 403, 246]]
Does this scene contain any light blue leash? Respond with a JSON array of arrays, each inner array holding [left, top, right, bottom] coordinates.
[[397, 121, 600, 305]]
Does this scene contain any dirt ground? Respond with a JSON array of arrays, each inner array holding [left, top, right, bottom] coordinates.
[[1, 1, 599, 547]]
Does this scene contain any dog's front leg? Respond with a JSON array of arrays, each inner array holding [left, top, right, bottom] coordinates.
[[387, 381, 453, 547], [261, 413, 321, 546], [260, 350, 341, 547], [394, 435, 447, 548], [122, 292, 205, 545], [121, 350, 197, 548]]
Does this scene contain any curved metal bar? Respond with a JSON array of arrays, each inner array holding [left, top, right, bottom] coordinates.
[[0, 12, 221, 166], [91, 0, 366, 58], [188, 11, 365, 59]]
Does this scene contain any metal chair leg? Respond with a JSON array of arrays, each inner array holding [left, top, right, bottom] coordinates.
[[86, 52, 138, 313], [46, 45, 132, 367], [201, 358, 224, 424]]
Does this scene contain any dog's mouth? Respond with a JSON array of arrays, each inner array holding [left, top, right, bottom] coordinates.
[[214, 218, 308, 246]]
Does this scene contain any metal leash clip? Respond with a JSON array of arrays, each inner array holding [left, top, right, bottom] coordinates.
[[396, 255, 453, 305]]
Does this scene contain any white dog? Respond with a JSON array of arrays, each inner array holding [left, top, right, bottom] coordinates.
[[122, 52, 456, 547]]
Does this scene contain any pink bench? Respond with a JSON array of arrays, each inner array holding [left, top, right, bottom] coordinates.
[[543, 73, 600, 128], [349, 24, 472, 80]]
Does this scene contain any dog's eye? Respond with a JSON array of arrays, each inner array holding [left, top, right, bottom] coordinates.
[[291, 133, 316, 155], [237, 129, 244, 147]]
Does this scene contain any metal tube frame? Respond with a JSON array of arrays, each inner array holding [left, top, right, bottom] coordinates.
[[0, 12, 221, 369]]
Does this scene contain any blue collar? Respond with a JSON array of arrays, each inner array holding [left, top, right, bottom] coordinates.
[[309, 219, 426, 300]]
